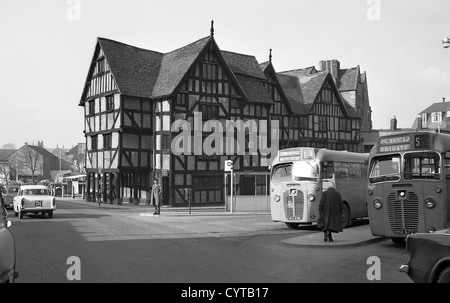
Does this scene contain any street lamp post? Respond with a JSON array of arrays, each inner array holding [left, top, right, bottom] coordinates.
[[443, 37, 450, 49]]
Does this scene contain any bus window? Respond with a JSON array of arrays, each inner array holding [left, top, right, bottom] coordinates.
[[369, 155, 401, 183], [271, 164, 292, 182], [404, 152, 441, 180], [292, 162, 319, 181], [334, 162, 349, 179]]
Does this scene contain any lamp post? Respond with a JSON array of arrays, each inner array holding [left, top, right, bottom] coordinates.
[[443, 37, 450, 49]]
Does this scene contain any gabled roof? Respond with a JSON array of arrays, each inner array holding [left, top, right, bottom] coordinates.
[[234, 74, 274, 104], [152, 36, 211, 98], [221, 51, 266, 79], [98, 37, 164, 99], [275, 73, 307, 115], [419, 102, 450, 114], [26, 145, 61, 159], [294, 71, 329, 104]]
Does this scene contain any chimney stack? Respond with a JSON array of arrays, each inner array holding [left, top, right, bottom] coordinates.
[[390, 116, 397, 130], [416, 116, 423, 130], [443, 97, 446, 103]]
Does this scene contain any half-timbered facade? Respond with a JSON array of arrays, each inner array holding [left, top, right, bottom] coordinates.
[[261, 60, 363, 152], [79, 25, 370, 206]]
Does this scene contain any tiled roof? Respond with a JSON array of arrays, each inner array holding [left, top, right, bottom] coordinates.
[[98, 38, 163, 99], [338, 67, 359, 91], [275, 73, 307, 115], [221, 51, 266, 79], [152, 37, 211, 98], [280, 67, 317, 78], [295, 71, 329, 104], [26, 145, 60, 159], [419, 102, 450, 114], [234, 74, 274, 104]]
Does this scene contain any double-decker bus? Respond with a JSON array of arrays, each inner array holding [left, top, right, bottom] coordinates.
[[367, 131, 450, 244], [270, 147, 369, 229]]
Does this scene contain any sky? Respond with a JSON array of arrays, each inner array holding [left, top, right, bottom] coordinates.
[[1, 0, 450, 149]]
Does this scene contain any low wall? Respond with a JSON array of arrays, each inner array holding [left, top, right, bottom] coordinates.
[[225, 195, 270, 213]]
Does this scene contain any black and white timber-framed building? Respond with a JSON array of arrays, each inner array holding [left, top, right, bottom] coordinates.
[[78, 23, 372, 206]]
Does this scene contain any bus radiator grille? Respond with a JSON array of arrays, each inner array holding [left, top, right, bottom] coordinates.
[[387, 192, 419, 233], [283, 190, 304, 220]]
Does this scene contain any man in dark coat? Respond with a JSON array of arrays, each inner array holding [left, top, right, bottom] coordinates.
[[319, 186, 343, 242], [150, 179, 162, 216]]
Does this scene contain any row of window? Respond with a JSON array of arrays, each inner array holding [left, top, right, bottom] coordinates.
[[90, 133, 112, 150], [87, 95, 115, 116]]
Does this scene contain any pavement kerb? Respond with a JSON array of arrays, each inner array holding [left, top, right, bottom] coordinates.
[[56, 197, 270, 216]]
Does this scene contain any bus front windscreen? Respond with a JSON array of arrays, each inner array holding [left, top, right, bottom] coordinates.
[[369, 155, 401, 183], [271, 163, 292, 182], [292, 161, 319, 182], [403, 152, 441, 180]]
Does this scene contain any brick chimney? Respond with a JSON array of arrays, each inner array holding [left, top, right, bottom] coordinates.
[[319, 59, 340, 83]]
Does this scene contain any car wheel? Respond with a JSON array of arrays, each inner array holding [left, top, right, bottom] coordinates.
[[48, 211, 53, 219], [285, 222, 300, 229], [341, 203, 351, 228], [437, 266, 450, 283]]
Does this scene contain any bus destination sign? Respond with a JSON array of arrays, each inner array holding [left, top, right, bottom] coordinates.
[[279, 148, 315, 162], [378, 135, 411, 153], [378, 134, 431, 153]]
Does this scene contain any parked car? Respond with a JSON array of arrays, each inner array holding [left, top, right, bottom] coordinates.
[[13, 185, 56, 219], [2, 184, 21, 210], [399, 228, 450, 283], [0, 192, 18, 283]]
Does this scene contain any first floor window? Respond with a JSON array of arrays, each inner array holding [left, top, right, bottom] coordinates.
[[91, 135, 98, 151], [103, 133, 112, 150]]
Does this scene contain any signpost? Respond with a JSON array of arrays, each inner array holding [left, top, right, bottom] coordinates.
[[224, 160, 234, 213]]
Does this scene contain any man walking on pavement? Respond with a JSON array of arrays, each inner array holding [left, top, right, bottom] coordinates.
[[150, 179, 162, 216]]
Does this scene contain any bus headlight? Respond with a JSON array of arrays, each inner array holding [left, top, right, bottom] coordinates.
[[373, 198, 383, 209], [308, 194, 315, 202], [425, 197, 436, 209], [274, 194, 280, 202]]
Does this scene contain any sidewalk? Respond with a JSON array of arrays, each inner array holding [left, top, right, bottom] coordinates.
[[56, 196, 270, 216], [282, 223, 387, 247]]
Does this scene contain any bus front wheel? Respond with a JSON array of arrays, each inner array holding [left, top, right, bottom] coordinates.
[[341, 203, 351, 228], [285, 223, 300, 229]]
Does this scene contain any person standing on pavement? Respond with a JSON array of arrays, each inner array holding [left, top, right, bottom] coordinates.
[[150, 179, 162, 216], [318, 186, 344, 242]]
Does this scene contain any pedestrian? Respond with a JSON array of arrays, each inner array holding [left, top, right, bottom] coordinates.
[[150, 179, 162, 216], [318, 186, 343, 242]]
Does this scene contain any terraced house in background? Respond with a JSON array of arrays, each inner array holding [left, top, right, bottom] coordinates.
[[79, 23, 372, 206]]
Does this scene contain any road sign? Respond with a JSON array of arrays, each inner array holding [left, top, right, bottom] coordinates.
[[224, 160, 233, 172]]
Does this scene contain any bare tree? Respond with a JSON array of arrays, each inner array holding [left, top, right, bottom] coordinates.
[[1, 143, 17, 150], [1, 165, 10, 185], [16, 146, 42, 183]]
